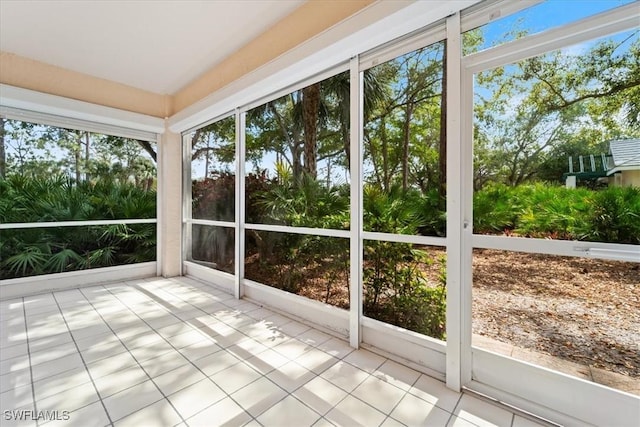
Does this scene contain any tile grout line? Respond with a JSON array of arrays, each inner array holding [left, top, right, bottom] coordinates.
[[77, 286, 189, 426], [20, 296, 39, 427], [127, 280, 308, 425], [378, 371, 425, 427], [160, 278, 425, 425], [260, 348, 383, 424], [19, 328, 91, 393], [143, 285, 297, 426], [158, 276, 552, 427], [99, 284, 252, 426], [118, 281, 301, 424], [252, 338, 362, 423], [28, 281, 443, 427], [9, 277, 566, 427], [110, 281, 350, 425], [461, 388, 561, 427], [157, 278, 317, 354], [446, 392, 464, 426], [338, 361, 399, 426], [51, 291, 115, 427]]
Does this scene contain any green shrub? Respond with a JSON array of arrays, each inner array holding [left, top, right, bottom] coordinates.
[[363, 241, 446, 339], [362, 187, 446, 339], [514, 183, 591, 239], [472, 182, 639, 244], [0, 175, 156, 279], [473, 182, 520, 233], [256, 173, 350, 229], [363, 184, 442, 234], [583, 186, 640, 244], [192, 172, 235, 221], [245, 230, 350, 304]]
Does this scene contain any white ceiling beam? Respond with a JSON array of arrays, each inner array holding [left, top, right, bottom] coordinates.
[[0, 84, 165, 134]]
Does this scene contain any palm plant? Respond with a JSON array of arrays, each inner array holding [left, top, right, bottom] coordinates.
[[257, 173, 349, 229], [584, 186, 640, 244], [0, 175, 156, 279], [361, 184, 446, 339]]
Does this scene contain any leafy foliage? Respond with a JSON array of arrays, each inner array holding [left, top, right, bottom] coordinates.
[[245, 231, 350, 305], [0, 175, 156, 279], [474, 30, 640, 188], [585, 186, 640, 244], [472, 183, 640, 243], [363, 239, 446, 339], [256, 174, 349, 229], [192, 171, 235, 221]]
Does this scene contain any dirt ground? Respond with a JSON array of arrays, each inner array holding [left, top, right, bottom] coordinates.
[[471, 249, 640, 378], [245, 247, 640, 378]]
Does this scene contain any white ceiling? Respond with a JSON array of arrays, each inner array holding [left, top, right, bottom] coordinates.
[[0, 0, 306, 94]]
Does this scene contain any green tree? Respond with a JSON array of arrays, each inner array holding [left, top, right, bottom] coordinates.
[[246, 71, 351, 184], [364, 41, 445, 195], [474, 30, 640, 188]]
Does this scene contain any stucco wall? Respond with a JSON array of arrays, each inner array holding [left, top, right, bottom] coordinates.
[[621, 169, 640, 187], [0, 52, 170, 118]]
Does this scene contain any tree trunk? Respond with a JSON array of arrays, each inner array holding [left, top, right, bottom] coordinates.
[[268, 101, 301, 180], [302, 84, 320, 179], [401, 102, 413, 191], [84, 132, 91, 181], [292, 141, 303, 180], [341, 122, 350, 170], [74, 135, 81, 182], [138, 140, 157, 163], [381, 117, 390, 192], [75, 151, 81, 182], [0, 118, 6, 178], [204, 134, 211, 178], [438, 41, 447, 209]]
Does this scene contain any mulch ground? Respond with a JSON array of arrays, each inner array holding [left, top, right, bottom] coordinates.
[[472, 249, 640, 378], [245, 247, 640, 378]]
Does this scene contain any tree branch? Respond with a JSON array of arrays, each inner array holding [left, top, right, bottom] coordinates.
[[137, 140, 157, 162], [549, 80, 640, 112]]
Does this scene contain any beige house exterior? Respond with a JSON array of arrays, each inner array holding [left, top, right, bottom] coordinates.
[[607, 139, 640, 187]]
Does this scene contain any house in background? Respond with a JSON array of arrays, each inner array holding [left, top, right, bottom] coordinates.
[[607, 138, 640, 187], [564, 138, 640, 188]]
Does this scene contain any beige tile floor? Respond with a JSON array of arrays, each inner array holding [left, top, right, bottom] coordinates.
[[0, 277, 552, 427]]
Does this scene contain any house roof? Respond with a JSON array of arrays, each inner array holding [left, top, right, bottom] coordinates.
[[607, 139, 640, 175]]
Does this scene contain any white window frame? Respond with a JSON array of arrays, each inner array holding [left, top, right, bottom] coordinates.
[[0, 87, 164, 295], [460, 3, 640, 425], [182, 112, 238, 294]]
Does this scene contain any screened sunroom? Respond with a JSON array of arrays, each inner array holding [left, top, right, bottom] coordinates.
[[1, 1, 639, 426]]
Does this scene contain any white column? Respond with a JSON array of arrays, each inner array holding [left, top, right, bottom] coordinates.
[[183, 134, 193, 263], [159, 121, 182, 277], [446, 12, 470, 392], [235, 110, 246, 299], [349, 56, 363, 348]]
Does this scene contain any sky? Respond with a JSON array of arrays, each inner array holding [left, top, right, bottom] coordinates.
[[476, 0, 637, 50]]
